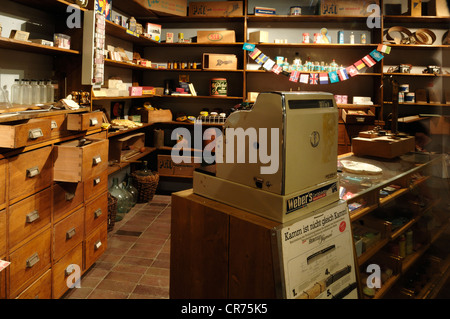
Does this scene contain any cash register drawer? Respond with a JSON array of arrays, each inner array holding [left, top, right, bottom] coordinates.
[[53, 138, 108, 182], [0, 119, 52, 148]]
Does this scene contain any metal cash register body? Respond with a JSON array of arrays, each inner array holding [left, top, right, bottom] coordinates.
[[193, 91, 340, 223]]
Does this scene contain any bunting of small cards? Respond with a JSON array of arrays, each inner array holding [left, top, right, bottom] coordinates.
[[244, 43, 391, 85]]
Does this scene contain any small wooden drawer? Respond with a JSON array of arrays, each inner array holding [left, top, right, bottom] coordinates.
[[84, 170, 108, 203], [0, 119, 52, 149], [85, 222, 107, 270], [0, 210, 5, 257], [53, 207, 84, 262], [53, 138, 108, 182], [342, 109, 375, 125], [9, 188, 51, 250], [85, 192, 107, 236], [9, 228, 51, 298], [48, 114, 68, 138], [52, 242, 83, 299], [0, 159, 5, 208], [15, 269, 52, 299], [8, 146, 53, 202], [53, 181, 84, 222], [67, 112, 103, 131]]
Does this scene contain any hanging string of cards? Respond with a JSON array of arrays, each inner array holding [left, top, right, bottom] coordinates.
[[243, 43, 391, 85]]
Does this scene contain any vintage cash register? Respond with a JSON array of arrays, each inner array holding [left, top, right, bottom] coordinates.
[[193, 91, 340, 223]]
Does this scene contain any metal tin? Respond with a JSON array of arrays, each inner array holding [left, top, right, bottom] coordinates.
[[405, 92, 415, 103], [290, 6, 301, 15], [313, 33, 320, 43], [399, 84, 409, 92], [210, 78, 227, 96], [302, 33, 309, 43]]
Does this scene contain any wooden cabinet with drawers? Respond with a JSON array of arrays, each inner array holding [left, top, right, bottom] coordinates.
[[1, 110, 108, 299]]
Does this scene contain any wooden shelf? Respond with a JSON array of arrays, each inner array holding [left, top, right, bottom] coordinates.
[[0, 107, 89, 124], [0, 37, 80, 55], [105, 20, 160, 46], [12, 0, 89, 12], [107, 122, 154, 138], [157, 42, 244, 47], [384, 101, 450, 107], [160, 95, 243, 100], [384, 72, 450, 77], [247, 15, 371, 23], [92, 95, 156, 101], [105, 58, 155, 71], [108, 146, 157, 175], [383, 15, 450, 24], [250, 43, 379, 48], [384, 43, 450, 49]]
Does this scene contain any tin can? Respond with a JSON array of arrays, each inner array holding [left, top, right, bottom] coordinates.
[[290, 6, 301, 15], [398, 92, 404, 102], [313, 33, 320, 43], [210, 78, 227, 96], [338, 31, 344, 44], [405, 92, 415, 103], [302, 33, 309, 43], [399, 84, 409, 92]]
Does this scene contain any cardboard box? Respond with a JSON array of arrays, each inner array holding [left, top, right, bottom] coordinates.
[[157, 155, 201, 176], [95, 0, 112, 21], [109, 132, 145, 163], [320, 0, 380, 16], [134, 0, 187, 16], [203, 53, 237, 70], [427, 0, 450, 16], [352, 136, 415, 159], [254, 7, 276, 15], [249, 31, 269, 43], [145, 23, 161, 42], [129, 86, 142, 96], [189, 1, 243, 17], [137, 109, 172, 123], [197, 30, 235, 43], [9, 30, 29, 41]]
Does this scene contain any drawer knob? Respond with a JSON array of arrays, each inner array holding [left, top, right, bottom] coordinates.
[[94, 240, 102, 251], [93, 156, 102, 165], [65, 192, 75, 201], [26, 253, 40, 268], [28, 128, 43, 139], [94, 177, 101, 185], [26, 166, 40, 178], [90, 118, 98, 126], [66, 227, 76, 240], [94, 208, 102, 219], [51, 120, 58, 129], [26, 210, 40, 223]]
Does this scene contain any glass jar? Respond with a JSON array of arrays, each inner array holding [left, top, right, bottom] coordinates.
[[120, 181, 133, 213], [125, 176, 138, 207], [109, 177, 127, 221]]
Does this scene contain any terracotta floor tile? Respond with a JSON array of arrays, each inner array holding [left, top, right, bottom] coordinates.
[[105, 271, 142, 283], [63, 287, 93, 299], [87, 289, 129, 299], [132, 284, 169, 298], [112, 264, 148, 274], [120, 256, 155, 266], [152, 259, 170, 269], [126, 248, 159, 259], [146, 267, 170, 277], [139, 274, 170, 288], [96, 279, 136, 293]]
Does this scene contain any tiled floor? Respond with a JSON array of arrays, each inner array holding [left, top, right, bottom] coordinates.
[[62, 195, 171, 299]]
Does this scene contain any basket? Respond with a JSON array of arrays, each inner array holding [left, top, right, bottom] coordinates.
[[107, 192, 118, 232], [131, 171, 159, 203]]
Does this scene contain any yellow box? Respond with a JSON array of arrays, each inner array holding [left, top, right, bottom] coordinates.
[[249, 31, 269, 43], [197, 30, 235, 43]]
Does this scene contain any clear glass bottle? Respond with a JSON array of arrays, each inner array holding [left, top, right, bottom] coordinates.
[[39, 80, 47, 104], [350, 32, 355, 44], [46, 80, 55, 103], [0, 85, 12, 110], [109, 177, 127, 221], [30, 80, 40, 105], [125, 176, 138, 207], [11, 79, 22, 105], [120, 182, 133, 213], [21, 79, 32, 105]]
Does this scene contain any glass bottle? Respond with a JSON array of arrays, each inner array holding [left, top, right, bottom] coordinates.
[[109, 177, 127, 221], [125, 176, 138, 207], [0, 85, 12, 110], [30, 80, 40, 105], [39, 80, 47, 104], [11, 79, 22, 105], [46, 80, 55, 103], [135, 160, 153, 176], [121, 181, 133, 213], [21, 79, 32, 105]]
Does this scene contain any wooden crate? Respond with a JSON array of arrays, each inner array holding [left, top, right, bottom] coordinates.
[[136, 109, 172, 123], [157, 155, 201, 176]]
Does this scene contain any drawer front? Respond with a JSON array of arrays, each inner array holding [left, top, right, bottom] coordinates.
[[0, 159, 5, 208], [0, 210, 6, 257], [0, 119, 52, 149], [67, 112, 103, 131], [85, 222, 107, 270], [53, 243, 83, 299], [85, 192, 107, 236], [9, 146, 53, 202], [54, 138, 108, 182], [81, 139, 108, 180], [53, 207, 84, 262], [84, 170, 108, 203], [9, 228, 51, 298], [53, 181, 84, 222], [9, 188, 52, 249], [48, 114, 68, 138], [15, 269, 52, 299]]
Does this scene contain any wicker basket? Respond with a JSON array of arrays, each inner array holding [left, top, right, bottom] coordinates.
[[131, 172, 159, 203], [107, 192, 118, 232]]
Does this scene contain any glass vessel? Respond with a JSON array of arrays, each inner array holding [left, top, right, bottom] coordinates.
[[108, 177, 127, 221], [120, 181, 133, 213], [21, 79, 32, 105], [135, 160, 153, 176], [125, 176, 138, 207]]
